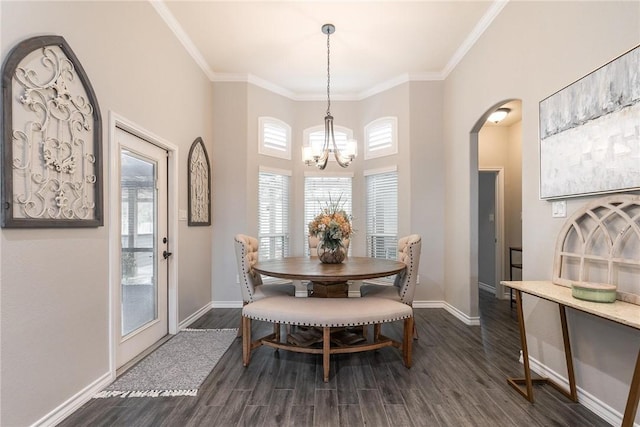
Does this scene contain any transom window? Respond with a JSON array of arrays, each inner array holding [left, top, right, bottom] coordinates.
[[303, 125, 353, 162], [259, 117, 291, 160], [364, 117, 397, 159]]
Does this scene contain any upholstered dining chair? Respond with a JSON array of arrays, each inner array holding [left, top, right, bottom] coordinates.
[[234, 234, 295, 336], [360, 234, 422, 338]]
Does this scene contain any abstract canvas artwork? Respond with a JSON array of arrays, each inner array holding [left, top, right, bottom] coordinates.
[[539, 45, 640, 200]]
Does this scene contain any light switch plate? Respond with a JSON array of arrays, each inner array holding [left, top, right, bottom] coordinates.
[[179, 209, 188, 221], [552, 201, 567, 218]]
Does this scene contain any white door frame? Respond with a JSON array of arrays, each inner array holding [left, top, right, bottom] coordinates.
[[108, 111, 179, 376], [479, 167, 505, 299]]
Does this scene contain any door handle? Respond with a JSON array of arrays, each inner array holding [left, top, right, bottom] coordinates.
[[162, 250, 173, 260]]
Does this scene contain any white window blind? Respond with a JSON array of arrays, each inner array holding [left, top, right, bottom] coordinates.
[[366, 170, 398, 260], [259, 117, 291, 160], [364, 117, 397, 159], [304, 175, 352, 256], [258, 169, 290, 260]]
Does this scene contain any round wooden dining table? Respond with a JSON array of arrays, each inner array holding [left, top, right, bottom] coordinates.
[[253, 256, 406, 298]]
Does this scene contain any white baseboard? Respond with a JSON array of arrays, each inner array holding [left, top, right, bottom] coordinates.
[[525, 353, 636, 427], [32, 371, 112, 427], [178, 301, 215, 330], [412, 300, 481, 326], [478, 281, 496, 294], [212, 300, 243, 308]]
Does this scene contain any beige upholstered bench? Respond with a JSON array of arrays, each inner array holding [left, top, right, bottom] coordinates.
[[242, 295, 414, 382]]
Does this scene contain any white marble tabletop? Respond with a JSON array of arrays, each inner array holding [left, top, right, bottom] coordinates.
[[501, 280, 640, 330]]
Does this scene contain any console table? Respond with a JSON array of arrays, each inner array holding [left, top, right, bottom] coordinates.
[[501, 280, 640, 427]]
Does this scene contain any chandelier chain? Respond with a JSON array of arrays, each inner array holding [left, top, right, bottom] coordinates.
[[326, 28, 331, 116]]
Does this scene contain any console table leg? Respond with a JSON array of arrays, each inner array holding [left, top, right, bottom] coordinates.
[[507, 290, 536, 402], [558, 305, 578, 402], [622, 348, 640, 427]]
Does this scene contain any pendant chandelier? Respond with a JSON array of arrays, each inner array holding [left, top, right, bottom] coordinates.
[[302, 23, 357, 169]]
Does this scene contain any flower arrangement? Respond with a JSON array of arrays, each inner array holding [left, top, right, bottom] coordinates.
[[308, 195, 353, 252]]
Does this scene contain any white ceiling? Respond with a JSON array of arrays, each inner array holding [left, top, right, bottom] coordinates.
[[155, 1, 509, 100]]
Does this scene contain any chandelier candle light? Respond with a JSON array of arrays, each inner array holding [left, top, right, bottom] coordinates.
[[302, 23, 357, 169]]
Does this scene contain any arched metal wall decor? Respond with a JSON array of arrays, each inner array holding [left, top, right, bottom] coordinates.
[[1, 35, 103, 228], [188, 137, 211, 226]]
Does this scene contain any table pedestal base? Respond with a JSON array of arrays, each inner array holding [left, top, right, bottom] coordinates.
[[312, 281, 348, 298]]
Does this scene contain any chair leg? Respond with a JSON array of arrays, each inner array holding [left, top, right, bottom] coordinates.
[[238, 302, 248, 338], [403, 317, 414, 368], [323, 327, 330, 383], [242, 316, 251, 367]]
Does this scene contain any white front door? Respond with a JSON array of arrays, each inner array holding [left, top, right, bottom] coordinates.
[[116, 128, 169, 368]]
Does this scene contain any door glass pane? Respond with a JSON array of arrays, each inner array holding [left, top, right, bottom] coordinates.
[[121, 151, 157, 336]]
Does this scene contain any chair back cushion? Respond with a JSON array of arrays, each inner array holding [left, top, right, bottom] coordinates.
[[393, 234, 422, 304], [234, 234, 263, 303]]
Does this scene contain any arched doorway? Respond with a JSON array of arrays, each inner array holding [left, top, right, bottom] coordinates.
[[469, 99, 522, 316]]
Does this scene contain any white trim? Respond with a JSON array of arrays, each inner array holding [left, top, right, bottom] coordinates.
[[212, 301, 244, 309], [441, 0, 509, 79], [443, 301, 481, 326], [364, 165, 398, 177], [479, 167, 505, 299], [259, 166, 292, 176], [32, 371, 112, 427], [108, 111, 180, 378], [177, 302, 215, 330], [150, 1, 215, 81], [153, 0, 507, 101], [478, 281, 496, 294], [525, 354, 636, 427]]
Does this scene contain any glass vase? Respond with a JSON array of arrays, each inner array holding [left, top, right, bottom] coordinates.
[[317, 239, 346, 264]]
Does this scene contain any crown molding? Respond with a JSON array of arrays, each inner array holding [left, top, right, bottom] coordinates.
[[152, 0, 509, 100], [441, 0, 509, 78], [149, 0, 215, 81]]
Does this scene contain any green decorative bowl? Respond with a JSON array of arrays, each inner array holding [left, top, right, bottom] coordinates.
[[571, 282, 617, 303]]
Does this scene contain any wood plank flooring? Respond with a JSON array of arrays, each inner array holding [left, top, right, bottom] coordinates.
[[59, 290, 611, 426]]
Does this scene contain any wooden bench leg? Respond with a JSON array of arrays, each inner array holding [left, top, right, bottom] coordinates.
[[242, 316, 251, 367], [403, 317, 413, 367], [323, 327, 330, 382]]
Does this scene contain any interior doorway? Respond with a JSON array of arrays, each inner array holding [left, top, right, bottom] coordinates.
[[478, 170, 504, 296], [470, 100, 522, 315]]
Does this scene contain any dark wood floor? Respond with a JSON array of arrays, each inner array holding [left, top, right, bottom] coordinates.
[[60, 290, 610, 426]]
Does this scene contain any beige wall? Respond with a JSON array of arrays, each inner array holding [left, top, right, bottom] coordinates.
[[444, 1, 639, 422], [210, 81, 445, 305], [1, 2, 213, 425], [2, 1, 639, 425]]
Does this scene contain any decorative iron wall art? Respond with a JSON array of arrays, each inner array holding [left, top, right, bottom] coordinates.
[[1, 35, 103, 227], [188, 137, 211, 226], [539, 44, 640, 200]]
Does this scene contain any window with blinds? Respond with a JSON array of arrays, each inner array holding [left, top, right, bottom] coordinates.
[[366, 168, 398, 261], [303, 175, 352, 256], [259, 117, 291, 160], [258, 168, 290, 260], [303, 125, 353, 161], [364, 117, 397, 159]]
